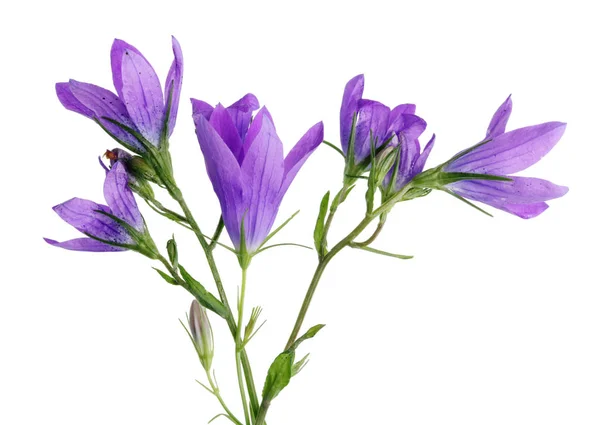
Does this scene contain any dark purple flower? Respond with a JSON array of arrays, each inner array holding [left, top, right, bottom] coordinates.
[[340, 74, 428, 165], [444, 96, 568, 218], [191, 95, 324, 252], [56, 37, 183, 153], [45, 162, 146, 252]]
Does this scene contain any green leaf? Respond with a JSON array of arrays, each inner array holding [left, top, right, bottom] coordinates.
[[179, 265, 229, 318], [289, 324, 326, 352], [313, 191, 330, 256], [350, 244, 413, 260], [262, 351, 295, 401], [153, 267, 177, 285], [167, 236, 178, 268], [292, 353, 310, 377]]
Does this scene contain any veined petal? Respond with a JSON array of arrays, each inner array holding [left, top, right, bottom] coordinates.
[[486, 95, 512, 138], [164, 36, 183, 137], [191, 98, 215, 120], [44, 237, 126, 252], [113, 39, 165, 145], [209, 104, 244, 163], [240, 110, 285, 251], [388, 104, 417, 134], [447, 122, 567, 175], [59, 80, 143, 152], [227, 93, 260, 141], [413, 134, 436, 175], [242, 108, 274, 162], [103, 162, 144, 231], [194, 114, 245, 248], [280, 121, 324, 196], [399, 114, 427, 143], [354, 99, 391, 162], [340, 74, 364, 154], [52, 198, 132, 244]]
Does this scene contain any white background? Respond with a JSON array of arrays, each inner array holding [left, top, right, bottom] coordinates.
[[1, 0, 599, 424]]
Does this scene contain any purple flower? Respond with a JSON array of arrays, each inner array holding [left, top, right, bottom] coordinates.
[[340, 74, 429, 165], [56, 37, 183, 153], [191, 95, 324, 252], [444, 96, 568, 218], [45, 162, 148, 252]]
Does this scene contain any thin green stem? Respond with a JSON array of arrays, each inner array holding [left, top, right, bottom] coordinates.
[[236, 267, 251, 425], [206, 371, 243, 425], [353, 213, 387, 247]]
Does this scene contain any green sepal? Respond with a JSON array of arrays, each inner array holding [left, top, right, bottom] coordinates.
[[441, 188, 493, 217], [257, 210, 300, 252], [93, 210, 159, 259], [435, 172, 512, 186], [366, 134, 377, 214], [322, 140, 345, 158], [237, 214, 251, 269], [178, 265, 229, 319], [313, 191, 330, 257], [153, 267, 177, 285], [262, 351, 295, 401], [402, 187, 432, 201], [167, 236, 178, 269], [350, 244, 413, 260], [288, 324, 326, 352]]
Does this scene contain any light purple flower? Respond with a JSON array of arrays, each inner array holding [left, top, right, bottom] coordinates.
[[340, 74, 428, 164], [444, 96, 568, 218], [192, 95, 324, 252], [45, 162, 145, 252], [56, 37, 183, 153]]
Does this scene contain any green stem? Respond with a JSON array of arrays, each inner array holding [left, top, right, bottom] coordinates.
[[206, 371, 244, 425], [353, 213, 387, 247], [236, 267, 251, 425]]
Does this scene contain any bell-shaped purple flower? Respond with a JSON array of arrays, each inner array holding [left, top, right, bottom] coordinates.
[[444, 96, 568, 218], [191, 95, 324, 253], [340, 74, 429, 165], [56, 37, 183, 153], [45, 162, 150, 253]]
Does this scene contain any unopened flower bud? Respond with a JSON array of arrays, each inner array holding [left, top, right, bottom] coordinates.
[[189, 300, 214, 371], [374, 146, 399, 186]]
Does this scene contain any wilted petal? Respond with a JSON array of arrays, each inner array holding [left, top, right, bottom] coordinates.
[[191, 98, 215, 121], [280, 121, 324, 196], [164, 36, 183, 137], [447, 122, 567, 175], [340, 74, 364, 154], [209, 104, 244, 163], [44, 237, 126, 252], [486, 95, 512, 138], [112, 39, 165, 145], [195, 114, 245, 248], [354, 100, 391, 162], [52, 198, 131, 244], [227, 93, 260, 141], [240, 110, 285, 250], [103, 162, 144, 231]]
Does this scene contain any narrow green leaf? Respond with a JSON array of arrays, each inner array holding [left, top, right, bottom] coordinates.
[[153, 267, 177, 285], [350, 244, 413, 260], [179, 265, 229, 318], [313, 191, 330, 256], [289, 324, 326, 351], [262, 351, 295, 401], [322, 140, 345, 158], [292, 353, 310, 377]]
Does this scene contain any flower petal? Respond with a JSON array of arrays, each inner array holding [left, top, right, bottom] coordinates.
[[387, 103, 417, 134], [413, 134, 436, 175], [59, 80, 144, 152], [486, 95, 512, 138], [447, 122, 567, 175], [164, 36, 183, 138], [354, 99, 391, 162], [44, 237, 126, 252], [194, 114, 245, 248], [340, 74, 364, 154], [209, 104, 244, 163], [191, 98, 215, 120], [103, 162, 144, 231], [52, 198, 131, 244], [227, 93, 260, 141], [280, 121, 324, 196], [242, 107, 274, 162], [240, 109, 285, 250], [112, 39, 165, 145]]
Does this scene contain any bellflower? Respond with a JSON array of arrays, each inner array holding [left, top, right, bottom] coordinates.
[[443, 96, 568, 218], [56, 37, 183, 153], [191, 95, 324, 253], [44, 162, 155, 255]]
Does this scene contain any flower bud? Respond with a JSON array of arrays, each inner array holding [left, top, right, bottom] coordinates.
[[189, 299, 214, 371], [374, 146, 399, 186]]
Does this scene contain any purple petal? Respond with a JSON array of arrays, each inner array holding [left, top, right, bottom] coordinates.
[[398, 133, 420, 183], [340, 74, 364, 154], [44, 237, 126, 252], [388, 104, 417, 134], [59, 80, 143, 152], [280, 121, 324, 196], [240, 110, 285, 251], [191, 98, 215, 121], [194, 114, 245, 248], [103, 162, 144, 231], [52, 198, 132, 244], [112, 39, 164, 145], [486, 95, 512, 138], [413, 134, 436, 175], [227, 93, 260, 141], [209, 104, 244, 163], [354, 99, 391, 162], [447, 122, 567, 175], [164, 36, 183, 137], [242, 108, 274, 162], [398, 114, 427, 143], [500, 202, 549, 219]]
